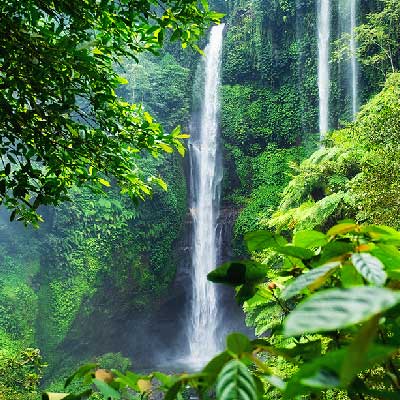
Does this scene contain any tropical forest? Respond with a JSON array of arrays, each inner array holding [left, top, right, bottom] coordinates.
[[1, 0, 400, 399]]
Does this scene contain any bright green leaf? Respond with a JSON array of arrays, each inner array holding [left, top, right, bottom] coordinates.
[[284, 287, 400, 336]]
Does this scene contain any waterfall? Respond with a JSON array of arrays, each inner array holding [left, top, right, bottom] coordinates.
[[187, 24, 225, 366], [317, 0, 330, 138], [350, 0, 358, 119]]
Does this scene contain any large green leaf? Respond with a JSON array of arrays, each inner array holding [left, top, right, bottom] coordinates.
[[362, 225, 400, 245], [244, 230, 286, 251], [202, 351, 232, 380], [283, 345, 395, 399], [276, 245, 314, 260], [64, 363, 97, 388], [341, 263, 364, 287], [281, 262, 340, 300], [226, 333, 252, 355], [327, 222, 358, 236], [351, 253, 387, 286], [216, 360, 257, 400], [317, 240, 353, 264], [208, 261, 267, 286], [340, 315, 379, 386], [293, 230, 328, 248], [372, 244, 400, 279], [283, 287, 400, 336], [93, 379, 121, 399]]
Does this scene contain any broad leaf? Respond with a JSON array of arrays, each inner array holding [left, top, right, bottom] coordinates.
[[226, 333, 252, 355], [216, 360, 257, 400], [362, 225, 400, 245], [202, 351, 232, 379], [284, 345, 395, 399], [293, 230, 328, 248], [317, 240, 353, 263], [276, 245, 314, 260], [341, 262, 364, 287], [283, 287, 400, 336], [93, 379, 121, 399], [300, 369, 339, 389], [351, 253, 387, 286], [208, 261, 267, 286], [281, 262, 340, 300], [327, 222, 358, 236], [340, 315, 379, 385], [244, 230, 286, 251], [64, 363, 97, 388], [372, 244, 400, 279]]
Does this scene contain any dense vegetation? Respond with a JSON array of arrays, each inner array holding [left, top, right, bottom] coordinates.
[[1, 0, 400, 399]]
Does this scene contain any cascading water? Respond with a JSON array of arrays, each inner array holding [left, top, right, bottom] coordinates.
[[350, 0, 358, 119], [317, 0, 331, 138], [187, 23, 225, 366]]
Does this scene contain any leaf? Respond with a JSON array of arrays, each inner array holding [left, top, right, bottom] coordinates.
[[115, 75, 128, 85], [318, 240, 353, 263], [277, 340, 322, 362], [158, 143, 174, 153], [351, 253, 387, 286], [235, 283, 258, 304], [281, 262, 340, 300], [226, 333, 252, 355], [283, 287, 400, 336], [216, 360, 257, 400], [293, 230, 328, 248], [341, 263, 364, 287], [372, 244, 400, 279], [64, 363, 97, 388], [284, 345, 395, 399], [264, 375, 286, 390], [202, 351, 232, 380], [300, 369, 339, 389], [208, 261, 267, 286], [327, 222, 358, 236], [340, 315, 380, 386], [244, 230, 286, 251], [93, 379, 121, 399], [42, 394, 70, 400], [164, 380, 183, 400], [362, 225, 400, 245], [98, 178, 111, 187], [276, 245, 314, 260]]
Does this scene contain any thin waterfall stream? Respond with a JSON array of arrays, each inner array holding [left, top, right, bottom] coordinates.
[[350, 0, 358, 119], [187, 23, 225, 367], [317, 0, 330, 139]]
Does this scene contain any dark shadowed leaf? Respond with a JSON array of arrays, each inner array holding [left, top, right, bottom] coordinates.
[[208, 261, 267, 286]]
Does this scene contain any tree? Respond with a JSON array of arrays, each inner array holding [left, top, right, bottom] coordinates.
[[0, 0, 222, 225], [357, 0, 400, 73]]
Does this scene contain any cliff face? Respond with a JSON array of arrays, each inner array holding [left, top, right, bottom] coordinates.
[[217, 0, 380, 249]]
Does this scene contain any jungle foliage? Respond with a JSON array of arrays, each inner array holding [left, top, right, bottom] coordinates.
[[51, 221, 400, 399], [0, 0, 221, 225]]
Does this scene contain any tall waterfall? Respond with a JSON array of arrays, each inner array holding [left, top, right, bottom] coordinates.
[[350, 0, 358, 119], [187, 24, 225, 366], [317, 0, 331, 138]]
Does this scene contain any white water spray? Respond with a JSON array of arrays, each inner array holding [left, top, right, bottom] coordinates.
[[317, 0, 330, 138], [187, 24, 225, 366]]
